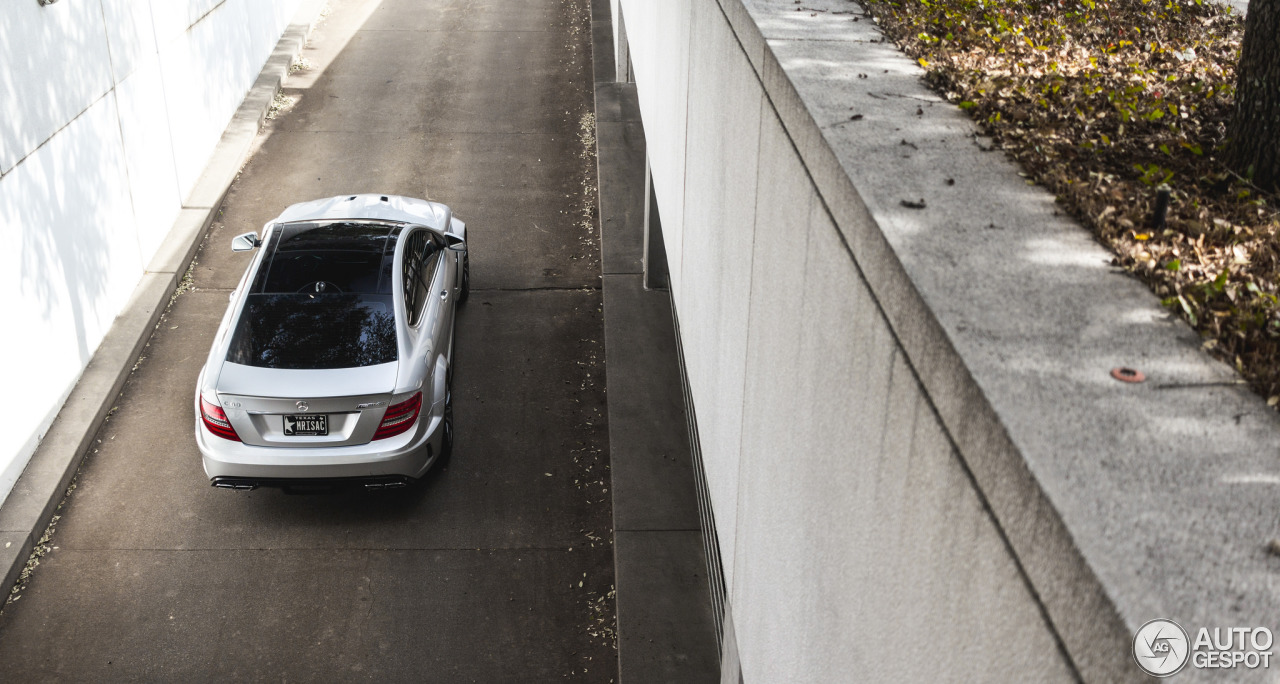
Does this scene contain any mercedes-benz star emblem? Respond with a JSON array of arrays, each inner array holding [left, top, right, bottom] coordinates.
[[296, 401, 309, 412]]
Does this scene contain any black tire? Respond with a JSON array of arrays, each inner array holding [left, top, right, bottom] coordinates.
[[439, 390, 454, 463], [458, 253, 470, 305]]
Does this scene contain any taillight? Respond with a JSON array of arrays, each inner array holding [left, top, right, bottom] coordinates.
[[373, 392, 422, 440], [200, 396, 241, 441]]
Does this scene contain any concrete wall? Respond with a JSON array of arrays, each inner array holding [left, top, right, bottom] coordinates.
[[0, 0, 301, 505], [619, 1, 1072, 680], [616, 0, 1280, 682]]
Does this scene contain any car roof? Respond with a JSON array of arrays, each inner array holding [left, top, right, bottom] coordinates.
[[272, 194, 450, 229]]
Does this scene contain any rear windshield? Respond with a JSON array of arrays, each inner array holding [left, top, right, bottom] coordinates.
[[226, 222, 402, 369], [226, 294, 397, 369]]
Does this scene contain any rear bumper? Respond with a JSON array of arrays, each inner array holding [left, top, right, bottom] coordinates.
[[196, 407, 446, 482], [212, 474, 414, 491]]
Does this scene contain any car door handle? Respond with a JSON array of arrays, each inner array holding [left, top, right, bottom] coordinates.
[[440, 290, 449, 301]]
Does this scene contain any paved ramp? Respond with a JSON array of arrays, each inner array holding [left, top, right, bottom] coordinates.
[[0, 0, 614, 679]]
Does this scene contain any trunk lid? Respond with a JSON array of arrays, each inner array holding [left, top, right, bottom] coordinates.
[[215, 361, 398, 447]]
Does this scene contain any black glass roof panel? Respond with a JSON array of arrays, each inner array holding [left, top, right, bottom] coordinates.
[[250, 221, 402, 296]]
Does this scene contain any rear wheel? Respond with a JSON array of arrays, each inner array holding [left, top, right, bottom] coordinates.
[[458, 252, 470, 304], [439, 390, 454, 463]]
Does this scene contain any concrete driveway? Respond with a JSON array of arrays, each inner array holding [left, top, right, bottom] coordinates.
[[0, 0, 614, 679]]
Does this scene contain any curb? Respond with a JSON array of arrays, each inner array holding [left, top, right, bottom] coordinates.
[[0, 0, 328, 598]]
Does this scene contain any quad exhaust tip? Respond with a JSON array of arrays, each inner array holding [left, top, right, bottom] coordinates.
[[214, 481, 257, 490], [364, 481, 408, 490]]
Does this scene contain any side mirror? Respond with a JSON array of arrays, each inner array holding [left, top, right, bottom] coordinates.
[[444, 233, 466, 251], [231, 232, 261, 252]]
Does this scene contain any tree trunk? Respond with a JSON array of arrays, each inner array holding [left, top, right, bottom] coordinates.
[[1228, 0, 1280, 191]]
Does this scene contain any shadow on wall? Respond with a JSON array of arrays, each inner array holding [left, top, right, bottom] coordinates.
[[8, 112, 120, 367], [0, 3, 139, 507], [0, 1, 111, 174], [167, 0, 260, 194], [0, 0, 153, 363], [0, 91, 136, 505], [0, 0, 284, 392], [0, 0, 311, 512]]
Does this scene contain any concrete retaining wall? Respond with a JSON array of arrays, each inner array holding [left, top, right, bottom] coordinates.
[[0, 0, 302, 505], [616, 0, 1280, 681]]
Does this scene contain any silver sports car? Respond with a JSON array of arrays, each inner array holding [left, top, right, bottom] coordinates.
[[194, 194, 468, 490]]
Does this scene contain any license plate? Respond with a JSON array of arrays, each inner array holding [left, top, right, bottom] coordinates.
[[284, 414, 328, 436]]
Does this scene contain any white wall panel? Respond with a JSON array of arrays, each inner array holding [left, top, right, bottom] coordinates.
[[161, 0, 255, 197], [100, 0, 160, 83], [245, 0, 301, 71], [0, 0, 303, 507], [731, 119, 818, 676], [148, 0, 227, 48], [0, 0, 114, 173], [618, 0, 691, 293], [678, 0, 763, 595], [0, 94, 139, 501], [115, 61, 182, 263]]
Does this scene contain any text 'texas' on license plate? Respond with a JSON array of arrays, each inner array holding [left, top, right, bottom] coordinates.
[[284, 414, 328, 436]]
